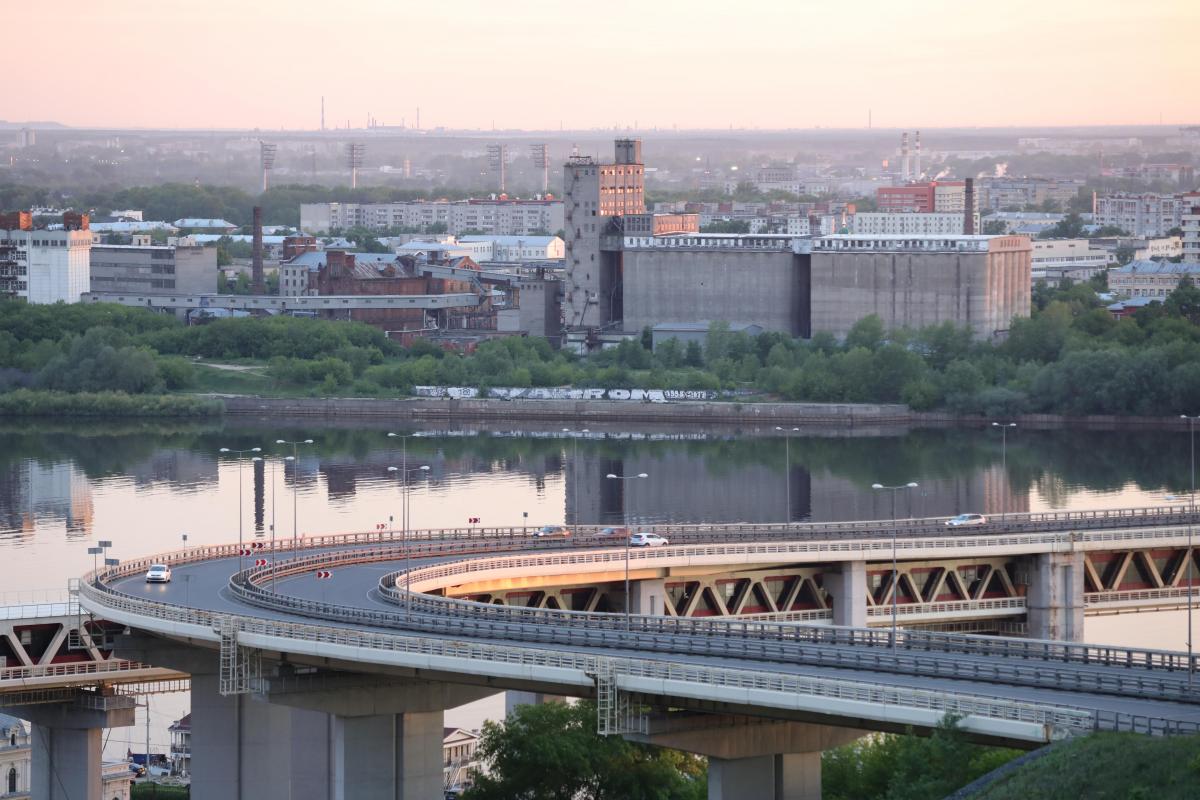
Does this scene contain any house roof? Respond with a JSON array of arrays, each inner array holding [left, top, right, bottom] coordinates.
[[172, 218, 237, 229], [1112, 260, 1200, 275], [459, 235, 560, 246], [169, 713, 191, 731]]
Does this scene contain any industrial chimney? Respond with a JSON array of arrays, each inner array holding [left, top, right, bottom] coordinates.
[[900, 133, 910, 181], [252, 206, 265, 294], [963, 178, 976, 235], [914, 130, 922, 181]]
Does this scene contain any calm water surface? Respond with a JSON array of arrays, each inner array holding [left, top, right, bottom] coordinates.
[[1, 418, 1196, 755]]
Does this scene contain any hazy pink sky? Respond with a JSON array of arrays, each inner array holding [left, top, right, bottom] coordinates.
[[5, 0, 1196, 130]]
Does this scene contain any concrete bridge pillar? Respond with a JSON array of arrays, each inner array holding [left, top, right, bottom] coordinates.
[[708, 752, 820, 800], [629, 714, 864, 800], [1026, 551, 1085, 642], [630, 577, 667, 616], [15, 701, 135, 800], [824, 561, 867, 628], [331, 710, 443, 800]]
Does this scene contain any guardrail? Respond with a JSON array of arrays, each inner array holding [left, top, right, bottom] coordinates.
[[0, 659, 166, 684], [188, 541, 1200, 707], [75, 576, 1129, 741], [0, 601, 78, 621]]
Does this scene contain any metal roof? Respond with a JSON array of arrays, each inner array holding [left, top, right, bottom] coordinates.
[[1112, 260, 1200, 275]]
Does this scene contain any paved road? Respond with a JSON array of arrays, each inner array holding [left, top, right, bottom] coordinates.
[[108, 544, 1200, 730]]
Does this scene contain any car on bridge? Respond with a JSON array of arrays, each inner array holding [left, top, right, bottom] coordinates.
[[630, 532, 669, 547], [599, 526, 630, 537], [532, 525, 571, 538], [945, 513, 988, 528], [145, 564, 172, 583]]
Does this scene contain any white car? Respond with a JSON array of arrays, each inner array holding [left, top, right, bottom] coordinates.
[[145, 564, 172, 583], [945, 513, 988, 528], [629, 532, 668, 547]]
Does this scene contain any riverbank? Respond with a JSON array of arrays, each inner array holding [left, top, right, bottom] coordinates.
[[0, 389, 224, 418], [217, 395, 1193, 430]]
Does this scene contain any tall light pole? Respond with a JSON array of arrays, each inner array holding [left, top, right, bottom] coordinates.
[[872, 481, 919, 649], [992, 423, 1016, 514], [275, 439, 314, 550], [776, 427, 799, 523], [219, 446, 261, 572], [1183, 414, 1198, 686], [563, 428, 590, 528], [606, 472, 649, 630], [388, 464, 430, 621]]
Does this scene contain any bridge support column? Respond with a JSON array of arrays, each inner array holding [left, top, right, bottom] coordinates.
[[629, 714, 864, 800], [331, 711, 443, 800], [16, 701, 135, 800], [825, 561, 867, 628], [708, 752, 820, 800], [1026, 551, 1085, 641], [630, 578, 667, 616]]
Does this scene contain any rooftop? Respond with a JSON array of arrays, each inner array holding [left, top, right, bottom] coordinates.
[[1112, 260, 1200, 275], [459, 235, 560, 245], [172, 218, 238, 228]]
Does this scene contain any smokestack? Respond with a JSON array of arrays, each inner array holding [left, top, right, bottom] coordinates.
[[964, 178, 975, 235], [914, 130, 922, 180], [901, 132, 910, 181], [252, 206, 264, 294]]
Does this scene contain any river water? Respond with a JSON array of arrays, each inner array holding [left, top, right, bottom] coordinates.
[[1, 418, 1197, 756]]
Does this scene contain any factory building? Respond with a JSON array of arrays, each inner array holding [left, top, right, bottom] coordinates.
[[90, 243, 217, 294], [0, 211, 92, 304]]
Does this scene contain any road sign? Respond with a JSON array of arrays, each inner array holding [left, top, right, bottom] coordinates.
[[240, 548, 253, 556], [254, 559, 268, 567], [469, 517, 480, 524], [252, 542, 265, 549], [315, 571, 332, 579]]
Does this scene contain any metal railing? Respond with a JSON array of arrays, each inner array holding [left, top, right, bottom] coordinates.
[[76, 576, 1129, 740], [0, 659, 171, 684]]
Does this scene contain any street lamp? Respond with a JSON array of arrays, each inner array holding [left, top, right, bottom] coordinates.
[[219, 446, 262, 571], [562, 429, 590, 528], [275, 439, 314, 550], [871, 481, 919, 649], [388, 464, 431, 621], [1183, 414, 1199, 686], [606, 472, 649, 630], [991, 423, 1016, 513], [776, 427, 799, 523]]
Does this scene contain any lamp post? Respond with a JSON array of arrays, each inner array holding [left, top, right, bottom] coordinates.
[[1183, 414, 1199, 686], [991, 423, 1016, 513], [775, 427, 799, 523], [219, 446, 261, 572], [871, 481, 919, 649], [388, 464, 431, 621], [606, 472, 649, 630], [562, 429, 590, 528], [275, 439, 314, 550]]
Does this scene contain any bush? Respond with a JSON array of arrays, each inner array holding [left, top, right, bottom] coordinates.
[[0, 389, 222, 417]]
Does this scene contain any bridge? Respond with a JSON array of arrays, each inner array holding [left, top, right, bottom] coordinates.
[[13, 505, 1200, 799]]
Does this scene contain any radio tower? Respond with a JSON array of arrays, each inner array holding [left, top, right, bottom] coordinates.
[[259, 141, 277, 192], [345, 143, 365, 189], [529, 143, 549, 193], [486, 144, 508, 193]]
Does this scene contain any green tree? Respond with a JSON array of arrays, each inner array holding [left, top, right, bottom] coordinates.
[[463, 701, 705, 800], [844, 315, 885, 351], [982, 219, 1007, 235]]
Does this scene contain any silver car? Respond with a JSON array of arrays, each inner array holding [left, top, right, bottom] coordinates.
[[945, 513, 988, 528], [145, 564, 172, 583]]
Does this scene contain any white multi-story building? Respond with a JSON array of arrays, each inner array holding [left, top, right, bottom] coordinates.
[[1094, 192, 1200, 237], [300, 200, 563, 237], [0, 227, 91, 303], [1109, 260, 1200, 298], [1030, 239, 1111, 286], [1183, 200, 1200, 263], [458, 235, 564, 262], [852, 213, 979, 236]]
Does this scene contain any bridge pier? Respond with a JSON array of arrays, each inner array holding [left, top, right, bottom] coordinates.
[[825, 561, 867, 628], [14, 699, 135, 800], [629, 713, 863, 800], [630, 578, 667, 616], [1026, 551, 1085, 641]]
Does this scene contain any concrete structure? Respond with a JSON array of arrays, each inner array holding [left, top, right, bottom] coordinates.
[[1184, 199, 1200, 263], [0, 715, 133, 800], [0, 213, 92, 303], [563, 139, 646, 329], [171, 218, 238, 233], [1094, 192, 1199, 237], [1109, 260, 1200, 298], [978, 178, 1085, 212], [459, 234, 564, 262], [1030, 239, 1110, 286], [300, 199, 564, 237], [810, 235, 1031, 338], [90, 244, 218, 294], [852, 212, 978, 236], [876, 181, 970, 214]]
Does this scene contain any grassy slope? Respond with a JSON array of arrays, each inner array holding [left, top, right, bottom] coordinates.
[[971, 733, 1200, 800]]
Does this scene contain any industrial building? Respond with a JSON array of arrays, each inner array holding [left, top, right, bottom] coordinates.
[[1093, 192, 1200, 238], [0, 211, 92, 304], [1029, 238, 1111, 286], [852, 212, 979, 236], [1109, 261, 1200, 299], [90, 243, 217, 294]]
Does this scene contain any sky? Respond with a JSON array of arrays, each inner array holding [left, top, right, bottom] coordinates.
[[4, 0, 1197, 131]]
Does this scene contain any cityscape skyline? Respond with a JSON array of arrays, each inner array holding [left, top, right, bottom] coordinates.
[[4, 0, 1196, 132]]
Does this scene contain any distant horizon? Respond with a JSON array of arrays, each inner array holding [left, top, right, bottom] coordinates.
[[4, 0, 1194, 132]]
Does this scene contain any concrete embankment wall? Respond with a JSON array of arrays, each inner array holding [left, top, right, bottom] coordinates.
[[217, 396, 1191, 430]]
